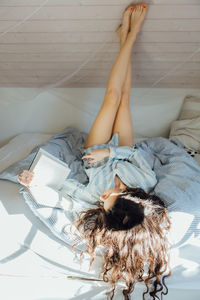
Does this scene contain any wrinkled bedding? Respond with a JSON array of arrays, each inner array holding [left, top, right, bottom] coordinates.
[[0, 180, 200, 300], [1, 126, 200, 300], [1, 126, 200, 250]]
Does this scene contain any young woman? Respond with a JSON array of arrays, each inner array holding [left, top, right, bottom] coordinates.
[[18, 4, 171, 299]]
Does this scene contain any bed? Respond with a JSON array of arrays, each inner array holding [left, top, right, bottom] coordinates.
[[0, 94, 200, 300]]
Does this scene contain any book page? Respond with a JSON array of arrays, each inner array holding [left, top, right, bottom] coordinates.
[[30, 149, 71, 190], [29, 186, 73, 210]]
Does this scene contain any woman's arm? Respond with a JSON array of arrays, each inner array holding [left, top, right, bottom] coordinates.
[[82, 148, 110, 164], [109, 145, 154, 173], [110, 146, 157, 192], [82, 146, 153, 175]]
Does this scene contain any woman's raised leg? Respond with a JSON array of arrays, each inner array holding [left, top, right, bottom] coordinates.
[[113, 4, 148, 147], [84, 4, 147, 148], [112, 25, 133, 147]]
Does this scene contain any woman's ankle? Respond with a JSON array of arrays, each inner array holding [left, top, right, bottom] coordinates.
[[128, 29, 138, 41]]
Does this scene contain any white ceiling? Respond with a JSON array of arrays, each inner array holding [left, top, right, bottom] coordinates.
[[0, 0, 200, 88]]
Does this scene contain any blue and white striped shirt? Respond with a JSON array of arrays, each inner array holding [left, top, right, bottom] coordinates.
[[62, 134, 157, 205]]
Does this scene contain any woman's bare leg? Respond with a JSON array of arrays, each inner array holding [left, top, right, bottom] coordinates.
[[112, 66, 134, 147], [84, 4, 147, 148], [112, 24, 133, 147], [113, 4, 148, 147]]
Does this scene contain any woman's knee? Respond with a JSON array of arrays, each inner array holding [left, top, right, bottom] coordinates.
[[117, 91, 130, 107], [104, 88, 121, 107]]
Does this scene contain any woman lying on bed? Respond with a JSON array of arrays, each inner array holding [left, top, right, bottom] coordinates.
[[18, 4, 171, 300]]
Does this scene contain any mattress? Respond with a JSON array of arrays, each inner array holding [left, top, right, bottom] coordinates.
[[0, 131, 200, 300], [1, 180, 200, 300]]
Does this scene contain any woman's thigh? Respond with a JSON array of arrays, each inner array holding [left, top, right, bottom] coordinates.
[[84, 91, 120, 148]]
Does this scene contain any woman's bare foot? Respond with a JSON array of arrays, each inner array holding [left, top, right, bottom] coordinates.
[[118, 6, 133, 47], [18, 170, 34, 187], [116, 3, 147, 46], [130, 4, 147, 36]]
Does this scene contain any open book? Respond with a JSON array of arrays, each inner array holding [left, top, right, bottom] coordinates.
[[27, 148, 72, 209]]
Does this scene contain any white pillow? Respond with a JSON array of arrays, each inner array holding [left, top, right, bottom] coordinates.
[[169, 95, 200, 151], [0, 133, 52, 173]]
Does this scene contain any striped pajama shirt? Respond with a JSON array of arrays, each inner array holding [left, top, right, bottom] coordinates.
[[62, 133, 157, 205]]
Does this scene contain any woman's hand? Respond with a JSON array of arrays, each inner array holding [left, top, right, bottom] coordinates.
[[82, 148, 110, 164], [18, 170, 34, 187]]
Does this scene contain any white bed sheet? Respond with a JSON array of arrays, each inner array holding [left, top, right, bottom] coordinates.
[[1, 180, 200, 300], [0, 131, 200, 299]]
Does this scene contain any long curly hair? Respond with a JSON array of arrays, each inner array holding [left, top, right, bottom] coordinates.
[[73, 187, 171, 300]]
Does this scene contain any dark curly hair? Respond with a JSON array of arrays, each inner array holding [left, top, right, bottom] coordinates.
[[73, 187, 171, 300]]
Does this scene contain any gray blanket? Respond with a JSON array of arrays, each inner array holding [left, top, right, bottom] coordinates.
[[0, 127, 88, 185], [1, 126, 200, 249]]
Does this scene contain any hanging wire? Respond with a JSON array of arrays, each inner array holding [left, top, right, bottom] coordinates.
[[0, 0, 114, 104], [0, 0, 199, 103], [17, 33, 114, 107], [0, 272, 104, 281], [41, 33, 114, 90], [137, 45, 200, 99], [0, 0, 49, 38]]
